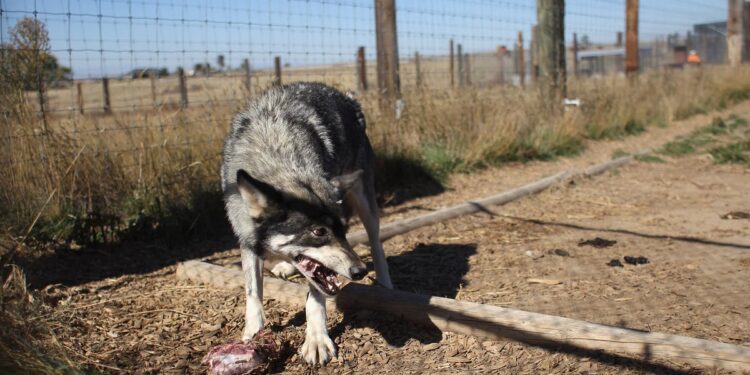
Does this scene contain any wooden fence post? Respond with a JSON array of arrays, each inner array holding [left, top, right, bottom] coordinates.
[[274, 56, 282, 86], [150, 76, 157, 108], [243, 58, 252, 94], [464, 53, 471, 86], [728, 0, 744, 66], [357, 46, 367, 92], [102, 78, 111, 114], [449, 39, 455, 88], [497, 46, 505, 85], [517, 32, 525, 88], [531, 25, 539, 84], [177, 68, 188, 109], [414, 51, 421, 88], [572, 33, 579, 78], [375, 0, 400, 101], [457, 43, 464, 87], [744, 2, 750, 62], [76, 82, 84, 115], [537, 0, 566, 99], [37, 79, 48, 133], [625, 0, 639, 75]]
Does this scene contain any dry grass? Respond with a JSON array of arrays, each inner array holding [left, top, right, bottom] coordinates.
[[2, 65, 750, 248], [0, 265, 81, 374]]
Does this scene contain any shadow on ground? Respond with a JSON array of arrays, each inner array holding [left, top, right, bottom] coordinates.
[[19, 237, 237, 290], [329, 242, 477, 347]]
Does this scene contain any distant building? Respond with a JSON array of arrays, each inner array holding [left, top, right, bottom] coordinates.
[[693, 21, 727, 64]]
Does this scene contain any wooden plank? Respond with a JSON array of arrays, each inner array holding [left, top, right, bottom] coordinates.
[[177, 260, 750, 372]]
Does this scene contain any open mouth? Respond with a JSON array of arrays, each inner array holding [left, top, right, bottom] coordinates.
[[294, 254, 343, 295]]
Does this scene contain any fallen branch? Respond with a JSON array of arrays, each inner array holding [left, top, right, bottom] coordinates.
[[346, 170, 573, 246], [177, 261, 750, 372], [347, 153, 640, 246]]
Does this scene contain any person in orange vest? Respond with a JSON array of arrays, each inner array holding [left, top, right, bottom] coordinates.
[[687, 50, 702, 65]]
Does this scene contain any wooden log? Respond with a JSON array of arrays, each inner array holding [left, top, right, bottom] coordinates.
[[347, 152, 646, 247], [346, 171, 571, 246], [176, 260, 750, 372]]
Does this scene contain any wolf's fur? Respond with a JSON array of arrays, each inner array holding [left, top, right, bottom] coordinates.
[[221, 82, 392, 364]]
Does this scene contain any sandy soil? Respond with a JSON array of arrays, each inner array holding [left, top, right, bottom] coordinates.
[[32, 102, 750, 374]]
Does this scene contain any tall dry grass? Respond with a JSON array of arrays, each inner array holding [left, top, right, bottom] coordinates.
[[2, 65, 750, 248]]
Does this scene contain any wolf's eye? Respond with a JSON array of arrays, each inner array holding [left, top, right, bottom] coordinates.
[[312, 227, 328, 237]]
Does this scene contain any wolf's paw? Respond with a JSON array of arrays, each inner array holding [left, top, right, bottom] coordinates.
[[271, 261, 299, 279], [300, 333, 336, 365]]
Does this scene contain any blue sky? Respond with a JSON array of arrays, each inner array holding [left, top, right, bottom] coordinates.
[[1, 0, 727, 78]]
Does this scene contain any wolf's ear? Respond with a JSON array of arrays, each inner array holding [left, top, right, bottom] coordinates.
[[330, 170, 363, 194], [237, 169, 282, 219]]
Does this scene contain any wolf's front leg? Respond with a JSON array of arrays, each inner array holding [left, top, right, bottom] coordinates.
[[241, 247, 264, 341], [300, 286, 335, 364]]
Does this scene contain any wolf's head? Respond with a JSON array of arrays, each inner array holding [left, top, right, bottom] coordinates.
[[236, 169, 367, 296]]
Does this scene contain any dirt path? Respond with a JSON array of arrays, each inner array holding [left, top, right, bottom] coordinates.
[[41, 103, 750, 374]]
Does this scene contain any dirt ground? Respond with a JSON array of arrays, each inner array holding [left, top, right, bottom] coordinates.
[[31, 102, 750, 374]]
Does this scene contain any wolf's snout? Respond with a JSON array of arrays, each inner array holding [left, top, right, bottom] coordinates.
[[349, 265, 367, 280]]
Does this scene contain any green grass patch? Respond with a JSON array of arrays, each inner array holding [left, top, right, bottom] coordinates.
[[586, 119, 646, 140], [709, 140, 750, 165], [611, 149, 630, 159], [635, 154, 666, 163]]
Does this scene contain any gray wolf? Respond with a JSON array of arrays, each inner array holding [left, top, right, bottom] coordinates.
[[221, 82, 393, 365]]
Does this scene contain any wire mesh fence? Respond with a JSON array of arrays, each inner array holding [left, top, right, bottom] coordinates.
[[1, 0, 729, 116]]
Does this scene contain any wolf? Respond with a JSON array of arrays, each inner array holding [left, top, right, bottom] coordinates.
[[221, 82, 393, 365]]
